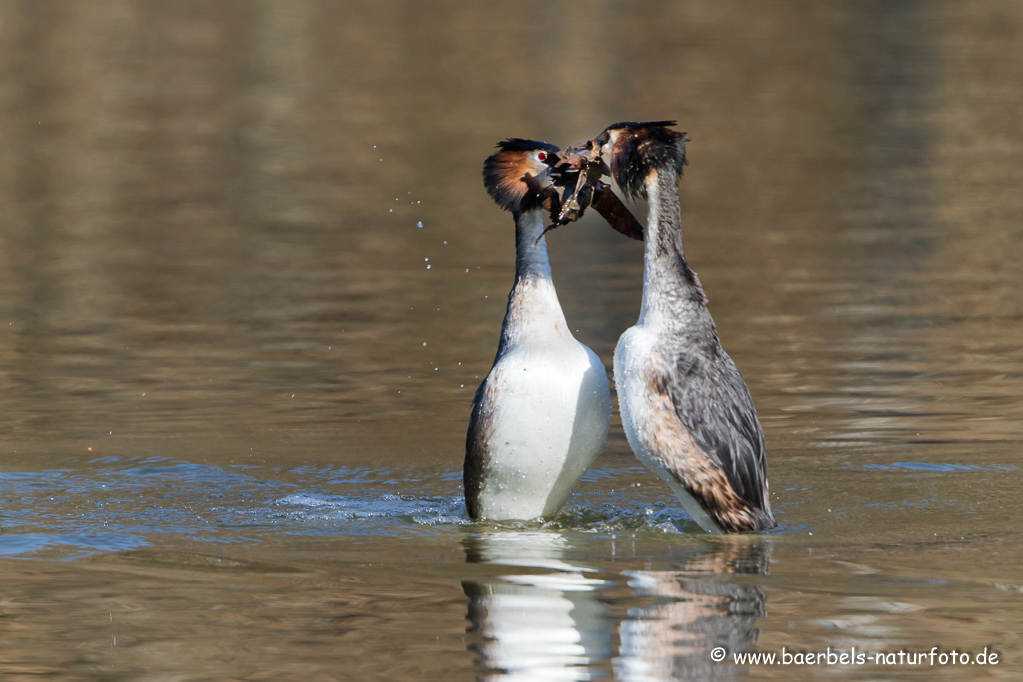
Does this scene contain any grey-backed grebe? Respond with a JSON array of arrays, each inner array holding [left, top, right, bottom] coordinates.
[[597, 121, 775, 533], [464, 139, 612, 521]]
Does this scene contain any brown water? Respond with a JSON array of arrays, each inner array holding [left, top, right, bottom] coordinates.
[[1, 2, 1022, 679]]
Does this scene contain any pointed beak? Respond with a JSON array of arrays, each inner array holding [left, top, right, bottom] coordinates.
[[594, 129, 619, 157]]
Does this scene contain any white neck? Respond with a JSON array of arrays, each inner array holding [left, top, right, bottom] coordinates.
[[638, 170, 706, 329], [497, 210, 571, 350], [514, 209, 553, 280]]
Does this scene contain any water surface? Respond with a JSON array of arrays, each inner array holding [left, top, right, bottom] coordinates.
[[1, 1, 1022, 679]]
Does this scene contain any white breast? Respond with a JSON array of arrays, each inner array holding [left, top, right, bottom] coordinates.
[[613, 323, 660, 469], [476, 336, 611, 520]]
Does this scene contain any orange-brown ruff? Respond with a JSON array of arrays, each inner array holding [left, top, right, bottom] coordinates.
[[600, 122, 776, 533]]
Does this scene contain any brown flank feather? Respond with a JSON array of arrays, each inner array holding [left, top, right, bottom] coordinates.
[[645, 368, 768, 533]]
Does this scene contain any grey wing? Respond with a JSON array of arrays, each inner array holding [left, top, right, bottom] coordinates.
[[669, 349, 769, 512], [463, 377, 496, 519]]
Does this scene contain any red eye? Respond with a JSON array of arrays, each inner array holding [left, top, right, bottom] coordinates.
[[537, 152, 547, 161]]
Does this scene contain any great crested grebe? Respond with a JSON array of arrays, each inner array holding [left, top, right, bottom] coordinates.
[[464, 139, 612, 521], [596, 121, 776, 533]]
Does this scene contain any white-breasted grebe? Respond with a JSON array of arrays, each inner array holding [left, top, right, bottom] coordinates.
[[596, 121, 776, 533], [464, 139, 612, 521]]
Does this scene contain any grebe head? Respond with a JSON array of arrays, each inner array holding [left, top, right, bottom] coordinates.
[[595, 121, 688, 200], [483, 139, 559, 215]]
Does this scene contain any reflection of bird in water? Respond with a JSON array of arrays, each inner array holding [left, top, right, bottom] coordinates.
[[461, 532, 611, 681], [593, 121, 776, 533], [464, 139, 611, 521], [615, 539, 771, 681]]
